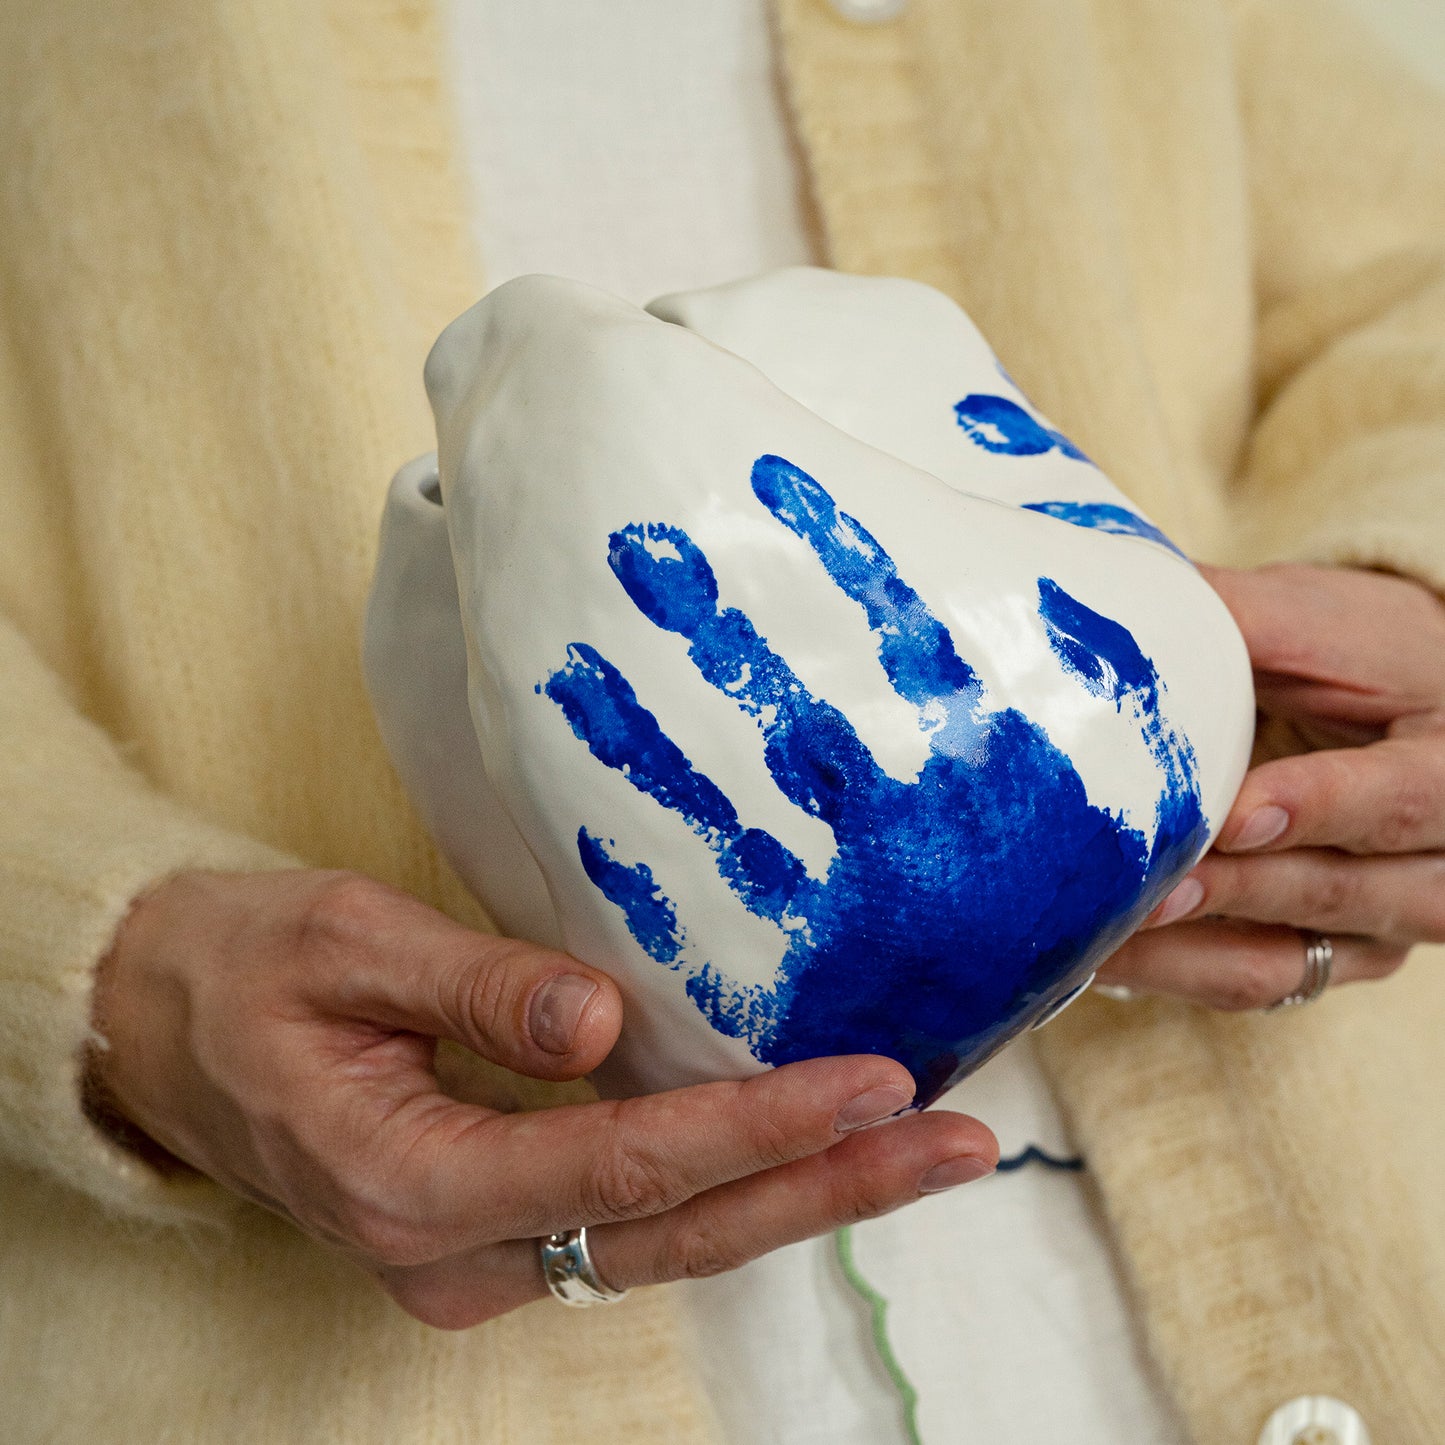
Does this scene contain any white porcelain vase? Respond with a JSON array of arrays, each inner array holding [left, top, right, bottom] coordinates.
[[363, 268, 1254, 1105]]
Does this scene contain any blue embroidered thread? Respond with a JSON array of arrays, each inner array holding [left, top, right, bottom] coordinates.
[[995, 1144, 1085, 1173], [543, 454, 1206, 1103]]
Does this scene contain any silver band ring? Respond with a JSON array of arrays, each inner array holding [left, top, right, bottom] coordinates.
[[540, 1227, 628, 1307], [1266, 932, 1334, 1011]]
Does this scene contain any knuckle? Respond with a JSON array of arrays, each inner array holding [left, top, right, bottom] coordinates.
[[660, 1213, 744, 1282], [823, 1146, 906, 1225], [837, 1172, 904, 1224], [294, 872, 396, 957], [583, 1126, 684, 1222], [733, 1087, 798, 1171], [1303, 861, 1357, 924], [1216, 947, 1288, 1012], [445, 949, 514, 1041], [1299, 753, 1348, 823], [1374, 780, 1434, 852]]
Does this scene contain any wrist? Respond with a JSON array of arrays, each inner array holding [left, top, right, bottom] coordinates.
[[82, 871, 199, 1175], [80, 1045, 195, 1175]]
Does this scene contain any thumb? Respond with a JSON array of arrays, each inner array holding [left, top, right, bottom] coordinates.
[[309, 877, 623, 1080]]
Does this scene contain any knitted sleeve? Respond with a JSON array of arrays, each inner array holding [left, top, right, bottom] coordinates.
[[0, 616, 303, 1225], [1228, 0, 1445, 588]]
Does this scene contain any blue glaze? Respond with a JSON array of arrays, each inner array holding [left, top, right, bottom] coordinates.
[[1035, 576, 1206, 883], [543, 455, 1206, 1102], [954, 392, 1090, 461], [1023, 500, 1187, 559], [954, 391, 1186, 558], [576, 831, 683, 965]]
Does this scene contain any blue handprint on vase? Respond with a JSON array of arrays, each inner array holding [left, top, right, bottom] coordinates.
[[955, 391, 1093, 462], [955, 392, 1187, 558], [543, 455, 1206, 1103]]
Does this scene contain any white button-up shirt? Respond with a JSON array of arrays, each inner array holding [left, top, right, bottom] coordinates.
[[443, 1, 1188, 1438]]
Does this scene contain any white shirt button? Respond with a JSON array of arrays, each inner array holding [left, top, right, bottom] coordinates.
[[828, 0, 908, 24], [1257, 1397, 1371, 1445]]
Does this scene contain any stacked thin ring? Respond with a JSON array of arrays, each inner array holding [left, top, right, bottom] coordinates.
[[1266, 933, 1334, 1011]]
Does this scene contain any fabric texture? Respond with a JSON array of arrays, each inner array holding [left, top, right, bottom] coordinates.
[[445, 0, 821, 303], [441, 3, 1179, 1437], [680, 1038, 1190, 1443], [0, 0, 1442, 1441]]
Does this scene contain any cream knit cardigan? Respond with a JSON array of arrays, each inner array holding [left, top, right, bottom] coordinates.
[[1, 1, 1443, 1440]]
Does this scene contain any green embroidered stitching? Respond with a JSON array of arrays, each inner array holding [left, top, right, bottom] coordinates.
[[833, 1225, 923, 1445]]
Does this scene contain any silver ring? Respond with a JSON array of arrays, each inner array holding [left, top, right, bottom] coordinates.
[[1266, 932, 1334, 1011], [540, 1227, 627, 1307]]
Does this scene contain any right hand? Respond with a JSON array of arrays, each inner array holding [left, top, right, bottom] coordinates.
[[87, 868, 997, 1329]]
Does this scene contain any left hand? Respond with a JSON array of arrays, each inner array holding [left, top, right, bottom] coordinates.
[[1097, 562, 1445, 1010]]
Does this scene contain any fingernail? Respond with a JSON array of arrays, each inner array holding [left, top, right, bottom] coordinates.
[[834, 1084, 913, 1133], [1226, 805, 1290, 852], [919, 1154, 996, 1193], [1149, 876, 1204, 928], [528, 975, 598, 1055]]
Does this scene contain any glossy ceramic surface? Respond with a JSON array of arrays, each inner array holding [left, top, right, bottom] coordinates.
[[364, 268, 1254, 1103]]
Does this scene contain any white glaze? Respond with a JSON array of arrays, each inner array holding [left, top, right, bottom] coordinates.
[[363, 454, 562, 948], [364, 268, 1255, 1100]]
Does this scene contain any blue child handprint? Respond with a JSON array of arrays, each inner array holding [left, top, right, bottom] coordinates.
[[954, 391, 1092, 462], [543, 455, 1206, 1102], [955, 391, 1187, 558]]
